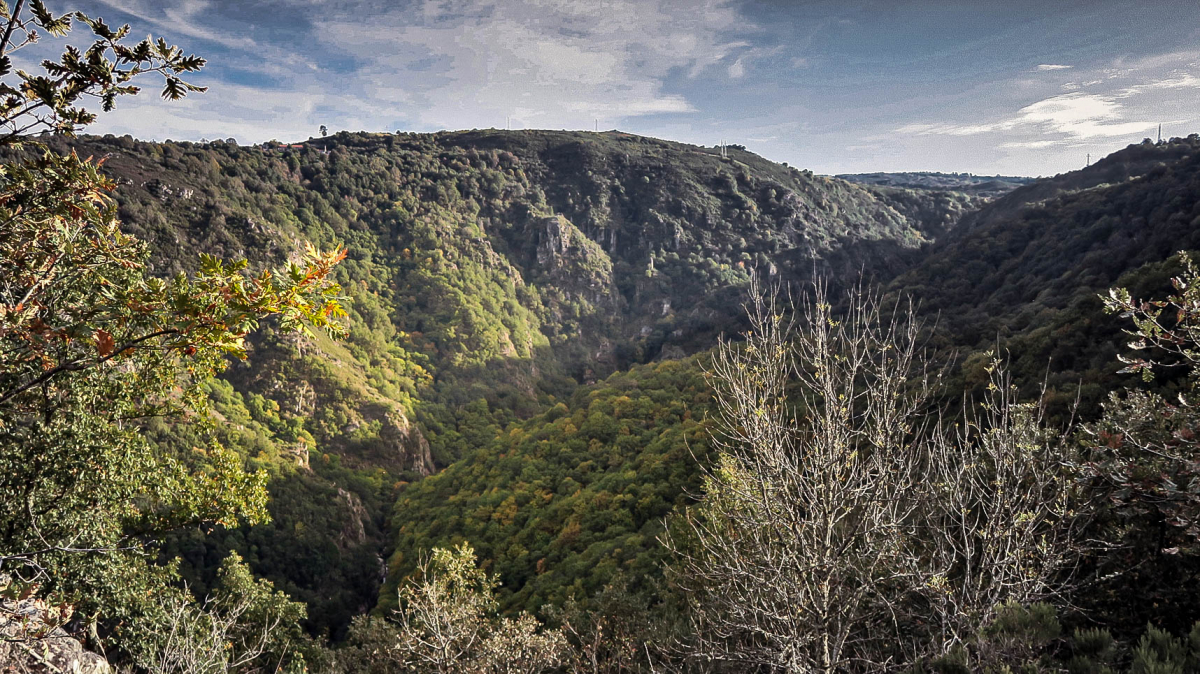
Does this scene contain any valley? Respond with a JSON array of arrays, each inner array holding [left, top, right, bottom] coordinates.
[[55, 129, 1200, 634]]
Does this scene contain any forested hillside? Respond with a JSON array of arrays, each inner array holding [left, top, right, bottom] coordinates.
[[890, 135, 1200, 413], [14, 127, 969, 640], [36, 129, 1200, 647], [372, 134, 1200, 659], [13, 102, 1200, 673]]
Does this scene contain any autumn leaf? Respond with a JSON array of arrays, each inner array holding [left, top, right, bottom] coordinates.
[[95, 328, 114, 357]]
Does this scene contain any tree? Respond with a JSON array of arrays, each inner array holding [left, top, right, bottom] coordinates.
[[663, 280, 1078, 672], [922, 364, 1079, 653], [142, 552, 309, 674], [0, 0, 347, 662], [0, 148, 346, 658], [1071, 251, 1200, 635], [382, 543, 569, 673], [0, 0, 206, 144], [320, 124, 328, 137]]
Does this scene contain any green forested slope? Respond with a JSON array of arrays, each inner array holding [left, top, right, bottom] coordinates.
[[29, 128, 1200, 643], [19, 128, 952, 637], [383, 358, 713, 617], [889, 136, 1200, 413]]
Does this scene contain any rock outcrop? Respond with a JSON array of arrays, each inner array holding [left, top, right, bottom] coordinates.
[[0, 598, 110, 673]]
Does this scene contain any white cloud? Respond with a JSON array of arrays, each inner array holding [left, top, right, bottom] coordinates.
[[728, 57, 746, 78], [1036, 64, 1073, 71], [900, 91, 1155, 142], [316, 0, 748, 130], [1014, 92, 1154, 138], [1000, 139, 1068, 149], [897, 52, 1200, 152]]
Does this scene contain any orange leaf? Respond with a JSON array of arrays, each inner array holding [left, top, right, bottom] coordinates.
[[96, 329, 115, 357]]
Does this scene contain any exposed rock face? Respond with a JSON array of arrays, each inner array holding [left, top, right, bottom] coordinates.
[[0, 599, 110, 673], [530, 214, 622, 315], [382, 409, 434, 476], [336, 487, 369, 549]]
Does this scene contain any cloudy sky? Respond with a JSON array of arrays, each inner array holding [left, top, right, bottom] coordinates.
[[46, 0, 1200, 175]]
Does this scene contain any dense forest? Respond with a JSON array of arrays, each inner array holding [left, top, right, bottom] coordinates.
[[6, 3, 1200, 672]]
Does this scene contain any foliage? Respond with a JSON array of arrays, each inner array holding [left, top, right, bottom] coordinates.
[[0, 149, 345, 611], [137, 552, 309, 674], [0, 3, 346, 661], [338, 543, 569, 674], [918, 603, 1200, 674], [384, 357, 714, 617], [1068, 252, 1200, 637], [0, 0, 206, 143]]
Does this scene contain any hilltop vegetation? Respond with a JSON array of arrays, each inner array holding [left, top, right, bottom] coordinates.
[[839, 170, 1035, 197], [890, 135, 1200, 413]]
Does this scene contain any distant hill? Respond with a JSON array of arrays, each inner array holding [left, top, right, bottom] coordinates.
[[952, 136, 1200, 233], [838, 171, 1035, 197], [888, 136, 1200, 413]]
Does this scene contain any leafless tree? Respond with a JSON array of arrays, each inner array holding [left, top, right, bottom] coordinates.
[[922, 359, 1079, 654], [663, 279, 1080, 673], [149, 589, 288, 674]]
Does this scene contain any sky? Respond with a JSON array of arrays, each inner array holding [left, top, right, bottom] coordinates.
[[39, 0, 1200, 176]]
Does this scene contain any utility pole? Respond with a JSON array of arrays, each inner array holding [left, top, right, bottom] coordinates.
[[1158, 123, 1163, 143], [1086, 153, 1090, 167], [595, 118, 598, 132], [507, 116, 510, 131]]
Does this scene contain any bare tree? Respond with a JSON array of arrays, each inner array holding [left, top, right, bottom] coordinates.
[[922, 359, 1079, 654], [663, 280, 935, 673], [393, 544, 496, 673], [663, 280, 1080, 673], [150, 594, 284, 674]]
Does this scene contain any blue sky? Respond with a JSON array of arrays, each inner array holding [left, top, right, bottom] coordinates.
[[51, 0, 1200, 175]]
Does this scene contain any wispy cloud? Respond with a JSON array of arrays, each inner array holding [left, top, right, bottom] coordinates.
[[898, 51, 1200, 151], [65, 0, 1200, 176], [315, 0, 749, 129], [94, 0, 253, 50], [1016, 93, 1154, 138]]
